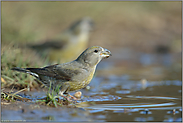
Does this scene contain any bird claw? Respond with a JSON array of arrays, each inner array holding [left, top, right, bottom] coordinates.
[[68, 94, 79, 100], [61, 94, 78, 101], [61, 95, 72, 102]]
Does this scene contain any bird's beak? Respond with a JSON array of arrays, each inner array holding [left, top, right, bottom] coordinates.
[[100, 48, 112, 58]]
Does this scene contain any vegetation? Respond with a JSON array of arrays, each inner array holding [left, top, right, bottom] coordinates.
[[1, 43, 49, 89], [36, 84, 73, 107], [1, 84, 74, 107], [1, 2, 181, 107]]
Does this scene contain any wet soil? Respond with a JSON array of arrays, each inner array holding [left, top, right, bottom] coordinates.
[[1, 63, 182, 122]]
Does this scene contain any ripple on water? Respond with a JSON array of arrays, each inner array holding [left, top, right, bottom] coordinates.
[[126, 95, 180, 100], [78, 95, 181, 117]]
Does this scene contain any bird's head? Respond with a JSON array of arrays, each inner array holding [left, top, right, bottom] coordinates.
[[69, 17, 94, 35], [76, 46, 112, 67]]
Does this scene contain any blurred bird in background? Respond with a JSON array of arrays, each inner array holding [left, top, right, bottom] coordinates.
[[29, 17, 94, 64]]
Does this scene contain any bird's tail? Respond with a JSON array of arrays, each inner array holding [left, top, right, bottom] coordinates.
[[11, 67, 39, 78]]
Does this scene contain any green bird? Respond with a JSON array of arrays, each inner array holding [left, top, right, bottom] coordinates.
[[11, 46, 111, 100], [29, 17, 94, 64]]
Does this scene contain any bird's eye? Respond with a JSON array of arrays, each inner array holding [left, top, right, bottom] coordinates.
[[94, 50, 98, 53]]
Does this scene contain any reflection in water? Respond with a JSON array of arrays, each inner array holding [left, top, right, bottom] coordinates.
[[76, 79, 182, 122], [140, 109, 152, 114], [167, 109, 179, 115], [79, 100, 178, 111], [126, 95, 179, 100], [2, 65, 182, 122], [134, 116, 154, 122]]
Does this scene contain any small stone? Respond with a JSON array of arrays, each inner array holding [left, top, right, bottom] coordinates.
[[85, 86, 90, 90], [74, 91, 82, 98]]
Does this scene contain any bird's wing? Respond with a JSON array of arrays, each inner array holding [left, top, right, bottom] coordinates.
[[26, 64, 81, 81]]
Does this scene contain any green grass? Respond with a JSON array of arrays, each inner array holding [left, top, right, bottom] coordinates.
[[1, 43, 49, 89], [36, 83, 74, 107], [1, 85, 74, 107], [1, 88, 30, 102]]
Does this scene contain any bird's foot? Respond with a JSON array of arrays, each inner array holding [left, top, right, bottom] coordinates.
[[68, 94, 79, 100], [61, 95, 72, 102]]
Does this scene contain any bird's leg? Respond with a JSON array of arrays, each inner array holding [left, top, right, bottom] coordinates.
[[59, 91, 72, 101], [58, 85, 78, 101], [67, 94, 78, 100], [59, 86, 73, 101]]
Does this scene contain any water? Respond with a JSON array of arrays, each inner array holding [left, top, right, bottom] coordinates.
[[2, 78, 181, 122], [75, 78, 182, 122], [1, 50, 182, 122]]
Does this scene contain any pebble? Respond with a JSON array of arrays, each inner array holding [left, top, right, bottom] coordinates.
[[74, 91, 82, 98]]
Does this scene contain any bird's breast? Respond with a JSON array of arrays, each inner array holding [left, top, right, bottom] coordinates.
[[68, 67, 95, 91]]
